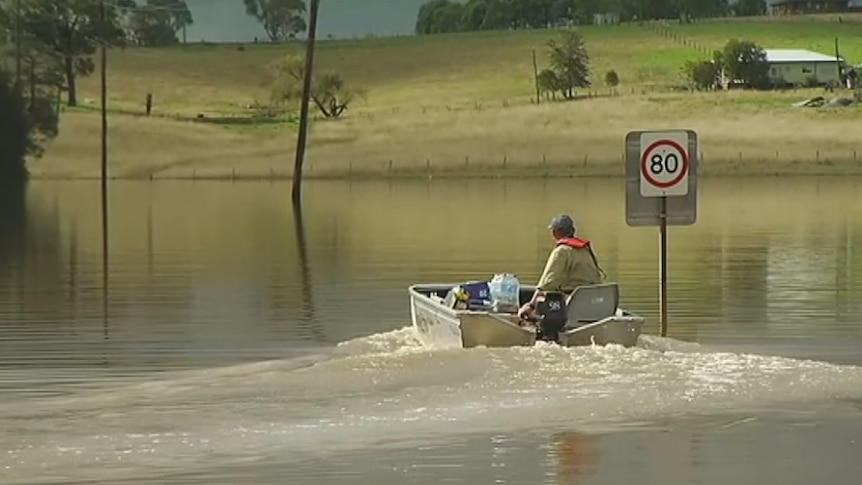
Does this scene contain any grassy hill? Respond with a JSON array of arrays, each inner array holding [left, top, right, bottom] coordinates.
[[33, 14, 862, 180]]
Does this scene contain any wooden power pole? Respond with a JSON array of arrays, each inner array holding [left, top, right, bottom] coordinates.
[[99, 0, 110, 323], [291, 0, 321, 206]]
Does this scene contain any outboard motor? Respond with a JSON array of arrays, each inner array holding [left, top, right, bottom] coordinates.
[[535, 292, 568, 344]]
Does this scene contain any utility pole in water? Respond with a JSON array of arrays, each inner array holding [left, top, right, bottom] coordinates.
[[291, 0, 321, 206], [100, 0, 108, 229], [99, 0, 110, 332], [100, 0, 108, 186]]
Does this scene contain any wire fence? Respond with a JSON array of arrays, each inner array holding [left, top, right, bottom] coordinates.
[[643, 22, 716, 57], [640, 14, 862, 58], [30, 148, 862, 182], [76, 74, 853, 125]]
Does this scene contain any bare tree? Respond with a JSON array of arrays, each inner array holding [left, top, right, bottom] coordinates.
[[270, 54, 363, 119]]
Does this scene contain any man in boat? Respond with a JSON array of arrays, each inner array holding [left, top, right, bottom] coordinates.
[[517, 214, 605, 321]]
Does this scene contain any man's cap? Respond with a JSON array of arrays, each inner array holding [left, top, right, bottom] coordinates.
[[548, 214, 576, 232]]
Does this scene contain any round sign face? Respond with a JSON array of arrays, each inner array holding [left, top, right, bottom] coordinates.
[[640, 139, 689, 189]]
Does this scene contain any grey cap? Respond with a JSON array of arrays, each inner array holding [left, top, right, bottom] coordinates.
[[548, 214, 576, 232]]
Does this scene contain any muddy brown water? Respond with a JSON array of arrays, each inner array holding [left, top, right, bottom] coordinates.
[[1, 177, 861, 484]]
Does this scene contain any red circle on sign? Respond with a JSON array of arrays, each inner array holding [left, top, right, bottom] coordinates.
[[640, 139, 689, 189]]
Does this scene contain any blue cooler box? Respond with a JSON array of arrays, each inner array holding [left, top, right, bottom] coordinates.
[[460, 281, 491, 306]]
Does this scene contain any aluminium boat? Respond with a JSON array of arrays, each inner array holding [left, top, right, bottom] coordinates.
[[409, 282, 645, 349]]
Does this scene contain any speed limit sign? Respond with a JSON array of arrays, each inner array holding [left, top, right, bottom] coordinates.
[[639, 131, 689, 197]]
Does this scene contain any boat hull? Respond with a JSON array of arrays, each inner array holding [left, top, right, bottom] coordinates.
[[558, 316, 643, 347], [409, 283, 644, 349]]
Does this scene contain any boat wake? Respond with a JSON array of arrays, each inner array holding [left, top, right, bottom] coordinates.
[[3, 326, 862, 483]]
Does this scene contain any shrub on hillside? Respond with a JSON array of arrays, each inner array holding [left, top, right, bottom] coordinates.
[[681, 39, 771, 91]]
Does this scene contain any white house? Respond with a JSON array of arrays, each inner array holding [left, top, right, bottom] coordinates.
[[764, 49, 843, 86]]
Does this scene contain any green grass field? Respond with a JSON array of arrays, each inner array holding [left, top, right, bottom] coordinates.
[[31, 14, 862, 179]]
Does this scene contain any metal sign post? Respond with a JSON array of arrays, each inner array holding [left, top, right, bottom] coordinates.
[[625, 130, 699, 337]]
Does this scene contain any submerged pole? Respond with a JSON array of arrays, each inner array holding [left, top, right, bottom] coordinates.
[[99, 0, 110, 333], [292, 202, 323, 340], [291, 0, 321, 206]]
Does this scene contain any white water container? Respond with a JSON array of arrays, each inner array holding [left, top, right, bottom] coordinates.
[[489, 273, 520, 312]]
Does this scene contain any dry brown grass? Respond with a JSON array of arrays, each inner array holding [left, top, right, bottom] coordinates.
[[31, 17, 862, 179], [73, 26, 696, 114], [33, 88, 862, 180]]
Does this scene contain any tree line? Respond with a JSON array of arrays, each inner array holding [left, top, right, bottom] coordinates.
[[415, 0, 768, 34], [0, 0, 312, 108], [0, 0, 197, 108], [0, 0, 313, 177]]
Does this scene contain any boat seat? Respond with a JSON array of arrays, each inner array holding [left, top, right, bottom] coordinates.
[[564, 283, 620, 329]]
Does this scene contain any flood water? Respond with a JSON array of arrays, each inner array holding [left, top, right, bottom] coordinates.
[[2, 177, 862, 484]]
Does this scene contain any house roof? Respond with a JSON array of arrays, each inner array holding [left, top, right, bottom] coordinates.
[[765, 49, 841, 63]]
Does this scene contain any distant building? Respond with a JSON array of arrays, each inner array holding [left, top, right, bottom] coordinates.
[[719, 49, 844, 88], [764, 49, 842, 86], [770, 0, 849, 15]]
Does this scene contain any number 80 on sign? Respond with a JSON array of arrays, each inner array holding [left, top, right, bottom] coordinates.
[[639, 131, 690, 198]]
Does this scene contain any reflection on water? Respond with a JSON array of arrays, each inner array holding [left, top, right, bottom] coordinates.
[[293, 202, 322, 341], [101, 191, 110, 346], [1, 177, 859, 360], [552, 431, 595, 484], [224, 407, 861, 485], [0, 177, 861, 484], [0, 183, 27, 268]]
